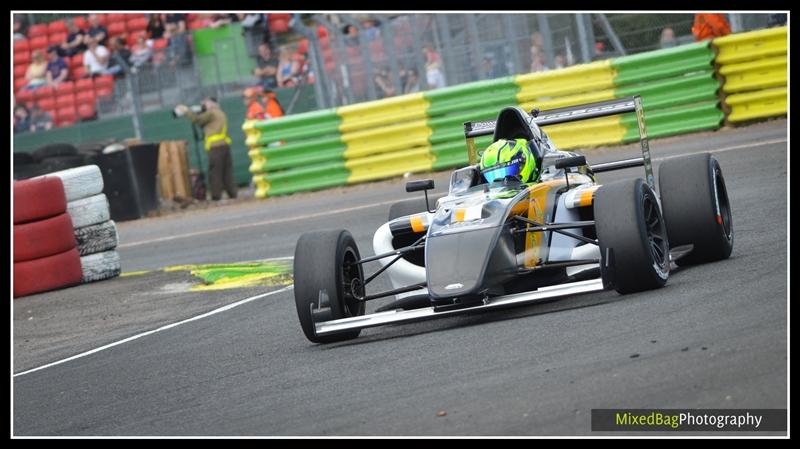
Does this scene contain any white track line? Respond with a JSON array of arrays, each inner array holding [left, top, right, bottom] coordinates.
[[13, 285, 294, 378]]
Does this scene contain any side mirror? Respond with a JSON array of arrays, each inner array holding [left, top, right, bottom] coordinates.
[[405, 179, 435, 193], [555, 155, 587, 170]]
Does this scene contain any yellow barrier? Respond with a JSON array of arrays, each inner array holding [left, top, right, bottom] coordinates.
[[518, 89, 617, 113], [714, 26, 787, 65], [346, 146, 434, 184], [725, 87, 787, 123], [338, 93, 430, 134], [515, 60, 616, 103], [341, 120, 432, 159], [719, 55, 787, 93]]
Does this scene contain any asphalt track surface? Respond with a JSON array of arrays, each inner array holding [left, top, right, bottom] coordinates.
[[13, 120, 788, 436]]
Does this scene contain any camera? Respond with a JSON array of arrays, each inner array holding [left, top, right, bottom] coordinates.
[[172, 104, 205, 118]]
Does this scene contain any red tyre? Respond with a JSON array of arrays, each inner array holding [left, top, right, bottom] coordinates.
[[13, 248, 83, 298], [14, 213, 77, 262], [13, 177, 67, 224]]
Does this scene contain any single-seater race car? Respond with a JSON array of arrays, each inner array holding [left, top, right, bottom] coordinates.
[[293, 96, 734, 343]]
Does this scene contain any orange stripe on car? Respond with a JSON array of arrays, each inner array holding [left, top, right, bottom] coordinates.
[[410, 215, 426, 233], [454, 209, 466, 222]]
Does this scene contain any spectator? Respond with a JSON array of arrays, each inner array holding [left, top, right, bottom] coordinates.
[[14, 105, 31, 134], [129, 36, 153, 70], [343, 24, 359, 47], [243, 87, 266, 120], [553, 53, 566, 70], [164, 13, 190, 66], [147, 13, 166, 41], [401, 67, 420, 93], [253, 43, 278, 90], [692, 13, 731, 42], [482, 53, 503, 79], [30, 104, 54, 132], [276, 46, 295, 88], [292, 52, 314, 84], [363, 19, 381, 41], [45, 46, 69, 86], [209, 14, 232, 29], [374, 67, 395, 98], [262, 89, 285, 120], [87, 14, 109, 46], [422, 44, 446, 89], [530, 45, 548, 72], [660, 27, 678, 48], [108, 36, 131, 76], [24, 50, 48, 90], [767, 14, 787, 28], [83, 36, 118, 76], [14, 15, 29, 40], [595, 42, 606, 56], [61, 19, 87, 57]]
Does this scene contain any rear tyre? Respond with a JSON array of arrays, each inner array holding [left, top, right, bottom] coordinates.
[[658, 153, 733, 266], [595, 178, 670, 294], [294, 230, 366, 343]]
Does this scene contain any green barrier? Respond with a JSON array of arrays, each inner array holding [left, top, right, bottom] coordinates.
[[621, 101, 724, 141], [612, 42, 715, 86], [615, 71, 721, 111], [431, 135, 492, 171], [253, 161, 350, 197], [425, 77, 518, 117], [248, 136, 345, 174]]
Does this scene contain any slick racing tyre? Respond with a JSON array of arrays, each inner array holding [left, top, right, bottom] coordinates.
[[75, 220, 119, 256], [36, 165, 104, 202], [80, 250, 122, 283], [67, 193, 110, 229], [31, 143, 78, 161], [658, 153, 733, 266], [595, 178, 670, 294], [294, 230, 366, 343]]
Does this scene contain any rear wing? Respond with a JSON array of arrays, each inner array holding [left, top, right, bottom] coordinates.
[[463, 96, 655, 188]]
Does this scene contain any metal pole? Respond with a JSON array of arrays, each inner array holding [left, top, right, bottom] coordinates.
[[594, 13, 626, 56], [434, 14, 454, 86], [728, 13, 743, 33], [465, 14, 483, 80], [575, 14, 591, 64], [409, 14, 429, 91], [584, 14, 597, 61], [315, 15, 353, 105], [536, 14, 556, 70], [125, 72, 143, 140], [339, 16, 378, 101], [294, 19, 328, 110], [502, 14, 522, 75], [379, 15, 403, 96]]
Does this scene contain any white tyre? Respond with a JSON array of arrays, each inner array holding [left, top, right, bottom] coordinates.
[[75, 220, 119, 256], [80, 250, 121, 283], [35, 165, 103, 202], [67, 193, 110, 229]]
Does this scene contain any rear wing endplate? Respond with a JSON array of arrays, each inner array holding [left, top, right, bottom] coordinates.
[[463, 96, 655, 188]]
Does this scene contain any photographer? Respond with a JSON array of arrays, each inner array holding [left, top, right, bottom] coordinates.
[[175, 97, 238, 201]]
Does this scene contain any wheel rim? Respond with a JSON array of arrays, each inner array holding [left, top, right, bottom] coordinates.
[[643, 193, 669, 272], [714, 166, 733, 241], [340, 247, 362, 317]]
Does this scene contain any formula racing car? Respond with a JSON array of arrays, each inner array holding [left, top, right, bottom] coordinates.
[[293, 96, 734, 343]]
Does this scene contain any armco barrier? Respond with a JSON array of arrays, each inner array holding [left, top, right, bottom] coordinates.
[[714, 26, 787, 123], [244, 29, 784, 198]]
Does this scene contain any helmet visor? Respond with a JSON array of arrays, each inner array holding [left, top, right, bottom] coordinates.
[[482, 160, 522, 183]]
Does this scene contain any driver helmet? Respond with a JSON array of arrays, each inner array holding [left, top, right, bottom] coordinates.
[[479, 138, 542, 184]]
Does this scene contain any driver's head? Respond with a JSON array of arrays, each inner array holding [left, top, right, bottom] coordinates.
[[480, 138, 542, 184]]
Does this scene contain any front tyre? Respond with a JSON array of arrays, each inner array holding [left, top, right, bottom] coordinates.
[[595, 178, 670, 294], [293, 230, 366, 343]]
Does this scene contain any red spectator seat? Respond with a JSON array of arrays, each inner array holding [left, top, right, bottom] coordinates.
[[186, 13, 199, 22], [107, 13, 127, 24], [48, 21, 67, 34], [94, 75, 114, 90], [37, 97, 57, 111], [75, 77, 94, 92], [297, 39, 309, 55], [152, 38, 169, 50], [126, 17, 148, 32], [188, 20, 205, 31], [75, 90, 96, 106], [15, 78, 29, 93], [14, 64, 28, 79], [71, 66, 87, 80], [107, 21, 127, 37], [27, 24, 48, 38], [49, 32, 68, 46], [56, 94, 76, 108], [74, 16, 89, 30], [33, 86, 55, 101], [269, 19, 290, 34], [93, 14, 108, 27], [317, 25, 329, 39], [125, 13, 146, 21], [57, 107, 77, 127], [126, 31, 148, 46], [55, 81, 75, 96], [78, 103, 97, 121], [269, 13, 292, 22], [29, 36, 49, 51], [95, 85, 114, 98], [14, 51, 31, 65], [14, 39, 30, 53], [16, 87, 34, 102], [70, 53, 83, 68]]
